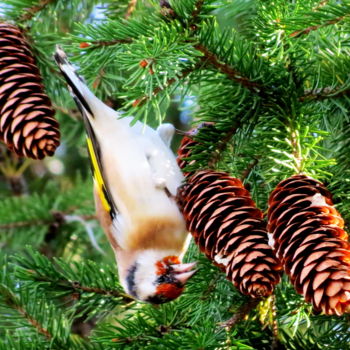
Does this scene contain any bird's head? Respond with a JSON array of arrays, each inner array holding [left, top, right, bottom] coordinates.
[[121, 251, 196, 304]]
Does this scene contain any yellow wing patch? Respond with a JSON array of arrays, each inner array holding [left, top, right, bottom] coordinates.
[[86, 137, 111, 213]]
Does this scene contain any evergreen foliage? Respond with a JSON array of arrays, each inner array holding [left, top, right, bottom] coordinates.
[[1, 0, 350, 349]]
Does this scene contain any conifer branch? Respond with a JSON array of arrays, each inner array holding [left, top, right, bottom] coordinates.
[[53, 104, 81, 119], [80, 38, 133, 49], [300, 86, 350, 101], [159, 0, 261, 93], [0, 212, 96, 230], [1, 289, 52, 339], [18, 0, 55, 22], [240, 157, 260, 181], [194, 44, 261, 92], [313, 0, 329, 10], [290, 15, 347, 38], [25, 274, 134, 303], [17, 305, 52, 339], [190, 0, 205, 25], [220, 298, 261, 329], [208, 125, 239, 168], [71, 281, 134, 302], [132, 61, 203, 107]]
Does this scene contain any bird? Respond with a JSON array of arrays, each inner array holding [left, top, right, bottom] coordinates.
[[54, 47, 196, 304]]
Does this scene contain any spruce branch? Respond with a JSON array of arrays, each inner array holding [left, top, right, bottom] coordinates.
[[290, 129, 303, 173], [240, 157, 260, 181], [132, 61, 203, 107], [190, 0, 205, 25], [80, 38, 133, 48], [14, 305, 52, 339], [220, 298, 261, 330], [53, 104, 82, 120], [313, 0, 330, 11], [300, 86, 350, 102], [159, 0, 262, 94], [0, 212, 96, 230], [290, 15, 346, 38], [194, 43, 261, 93], [70, 281, 133, 302], [18, 0, 55, 22], [13, 250, 132, 308], [27, 277, 134, 303], [0, 285, 52, 339], [207, 124, 239, 168]]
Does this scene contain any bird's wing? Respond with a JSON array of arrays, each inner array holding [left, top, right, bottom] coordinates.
[[54, 47, 118, 220], [85, 121, 118, 220]]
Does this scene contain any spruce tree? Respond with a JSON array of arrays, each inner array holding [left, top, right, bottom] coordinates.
[[1, 0, 350, 349]]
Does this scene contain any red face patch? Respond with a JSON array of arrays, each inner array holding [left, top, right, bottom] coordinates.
[[155, 256, 180, 275], [156, 283, 184, 300]]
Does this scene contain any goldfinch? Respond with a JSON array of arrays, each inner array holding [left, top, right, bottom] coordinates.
[[54, 47, 196, 304]]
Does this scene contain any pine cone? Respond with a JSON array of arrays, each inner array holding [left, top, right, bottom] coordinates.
[[0, 23, 60, 159], [268, 174, 350, 315], [178, 170, 282, 298]]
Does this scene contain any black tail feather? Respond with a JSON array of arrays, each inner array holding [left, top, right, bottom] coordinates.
[[54, 46, 93, 116]]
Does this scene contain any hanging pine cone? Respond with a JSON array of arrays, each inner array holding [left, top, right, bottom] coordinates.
[[268, 174, 350, 315], [177, 170, 282, 298], [0, 23, 60, 159]]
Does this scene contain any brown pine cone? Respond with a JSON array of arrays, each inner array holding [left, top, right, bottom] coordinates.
[[268, 174, 350, 315], [178, 170, 282, 298], [0, 23, 60, 159]]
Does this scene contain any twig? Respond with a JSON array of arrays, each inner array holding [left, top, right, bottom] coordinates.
[[132, 61, 203, 107], [53, 104, 81, 120], [240, 157, 260, 181], [190, 0, 205, 27], [200, 274, 221, 300], [18, 0, 54, 22], [125, 0, 137, 19], [313, 0, 329, 11], [300, 86, 350, 102], [220, 298, 261, 329], [132, 43, 262, 110], [194, 44, 261, 93], [290, 15, 346, 38], [17, 305, 52, 339], [8, 176, 27, 196], [0, 212, 96, 230], [191, 0, 204, 19], [159, 0, 262, 94], [71, 281, 134, 302], [208, 125, 239, 168], [2, 292, 52, 339], [89, 38, 133, 47], [269, 294, 286, 350]]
